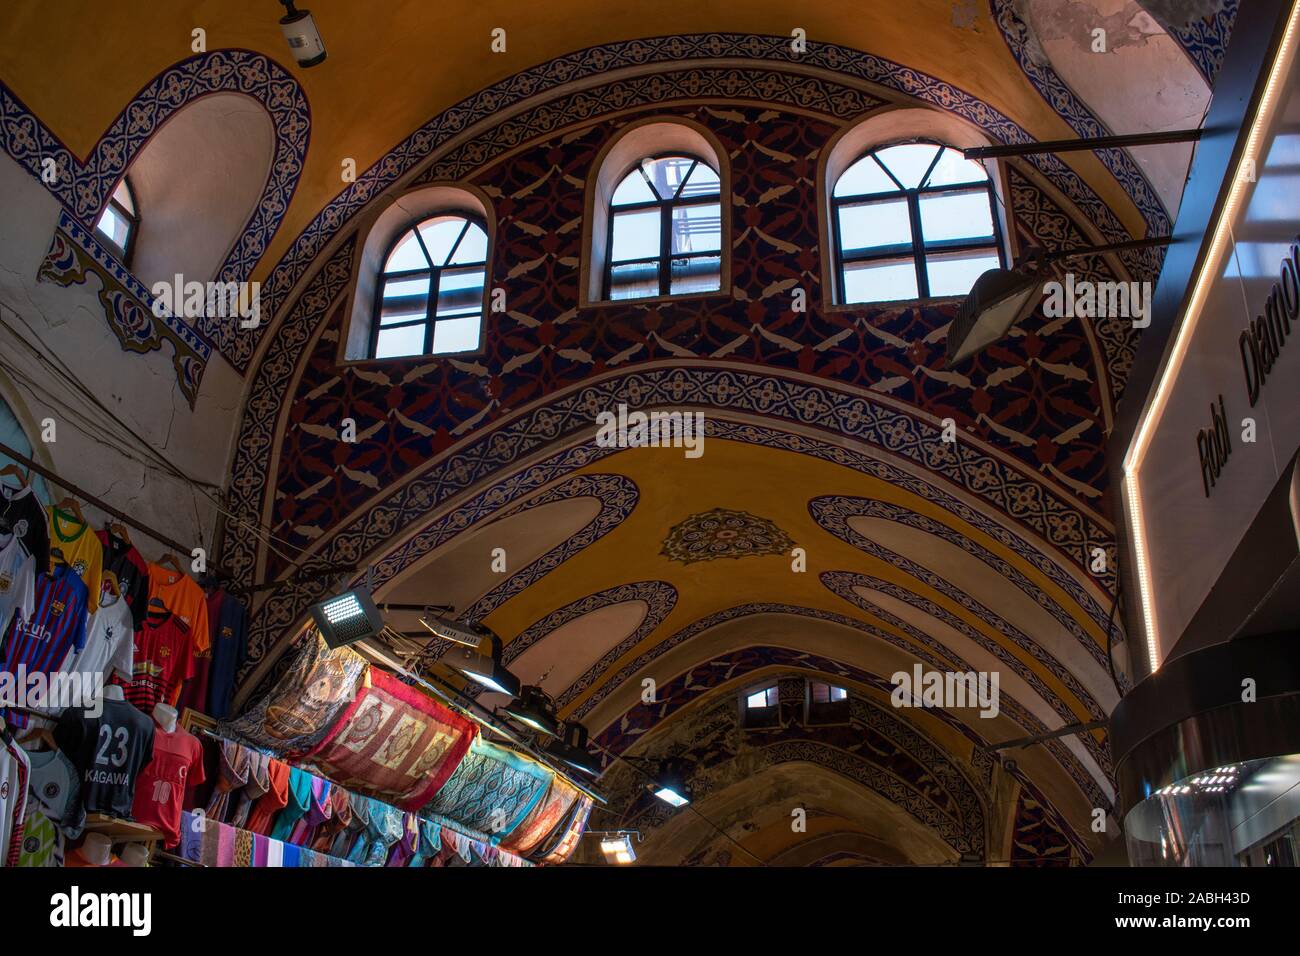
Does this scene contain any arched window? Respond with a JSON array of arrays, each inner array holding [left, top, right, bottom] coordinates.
[[370, 214, 488, 359], [831, 142, 1004, 304], [95, 177, 138, 265], [604, 155, 721, 300]]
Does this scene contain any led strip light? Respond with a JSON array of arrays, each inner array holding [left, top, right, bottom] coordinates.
[[1123, 0, 1300, 673]]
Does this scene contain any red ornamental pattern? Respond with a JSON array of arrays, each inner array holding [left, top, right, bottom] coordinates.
[[271, 105, 1121, 570]]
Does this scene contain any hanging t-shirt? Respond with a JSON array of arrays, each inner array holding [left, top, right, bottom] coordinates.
[[95, 531, 150, 631], [46, 507, 102, 614], [0, 531, 36, 638], [62, 584, 133, 689], [147, 563, 209, 653], [131, 724, 205, 847], [1, 734, 31, 867], [0, 485, 48, 574], [0, 565, 89, 727], [204, 590, 247, 720], [116, 608, 194, 713], [17, 747, 84, 868], [53, 698, 154, 820]]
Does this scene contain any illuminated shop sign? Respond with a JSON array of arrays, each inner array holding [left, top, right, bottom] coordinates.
[[1123, 4, 1300, 672]]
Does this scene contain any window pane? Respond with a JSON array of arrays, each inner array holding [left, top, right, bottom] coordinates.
[[669, 255, 721, 295], [919, 191, 995, 243], [838, 198, 912, 252], [112, 179, 134, 215], [385, 230, 428, 273], [374, 324, 426, 358], [834, 155, 898, 197], [875, 143, 942, 189], [436, 268, 485, 317], [641, 156, 696, 200], [842, 258, 918, 303], [431, 315, 481, 353], [611, 209, 660, 262], [670, 203, 720, 254], [609, 261, 659, 299], [926, 249, 1000, 297], [679, 162, 720, 198], [612, 170, 658, 206], [95, 205, 128, 250], [448, 222, 488, 265], [925, 148, 988, 187], [379, 276, 428, 325], [418, 217, 467, 267]]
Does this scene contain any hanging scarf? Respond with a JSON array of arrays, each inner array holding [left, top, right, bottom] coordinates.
[[500, 776, 581, 855], [420, 737, 552, 840], [230, 749, 271, 829], [204, 742, 250, 824]]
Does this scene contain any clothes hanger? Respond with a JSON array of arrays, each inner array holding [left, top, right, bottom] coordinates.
[[108, 522, 133, 546], [0, 463, 28, 488], [50, 546, 66, 566], [55, 496, 87, 525], [157, 552, 184, 574]]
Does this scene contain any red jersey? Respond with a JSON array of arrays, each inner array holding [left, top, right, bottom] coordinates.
[[131, 725, 205, 847], [114, 610, 195, 713]]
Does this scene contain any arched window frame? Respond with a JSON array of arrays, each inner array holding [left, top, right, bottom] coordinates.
[[601, 153, 722, 301], [367, 212, 490, 360], [95, 176, 139, 266], [830, 138, 1007, 305], [581, 117, 731, 308]]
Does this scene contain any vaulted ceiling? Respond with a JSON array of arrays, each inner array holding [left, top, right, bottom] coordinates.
[[0, 0, 1239, 865]]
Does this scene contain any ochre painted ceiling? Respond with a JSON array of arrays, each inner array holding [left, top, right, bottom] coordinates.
[[0, 0, 1151, 283]]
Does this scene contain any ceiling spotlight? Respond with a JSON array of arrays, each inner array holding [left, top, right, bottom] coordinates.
[[599, 833, 637, 865], [547, 722, 602, 777], [278, 1, 327, 68], [445, 629, 521, 698], [946, 267, 1044, 367], [647, 758, 692, 808], [419, 613, 487, 648], [310, 588, 384, 649], [504, 685, 561, 738]]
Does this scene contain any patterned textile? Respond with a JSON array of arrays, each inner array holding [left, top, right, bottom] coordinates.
[[420, 737, 552, 840], [205, 741, 250, 823], [221, 633, 368, 757], [179, 810, 358, 868], [500, 776, 581, 856], [536, 795, 593, 865], [409, 817, 442, 867], [303, 668, 477, 810], [230, 749, 270, 829]]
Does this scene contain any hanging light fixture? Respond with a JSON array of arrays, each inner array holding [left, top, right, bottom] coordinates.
[[277, 0, 327, 67], [546, 721, 602, 777], [647, 758, 692, 808], [445, 629, 521, 698], [945, 267, 1046, 367], [418, 612, 485, 648], [599, 833, 638, 865], [503, 685, 560, 738], [310, 588, 384, 649]]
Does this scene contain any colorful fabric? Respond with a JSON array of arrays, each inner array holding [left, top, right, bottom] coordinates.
[[132, 725, 205, 847], [288, 775, 332, 845], [204, 740, 250, 824], [501, 775, 582, 855], [538, 795, 593, 865], [304, 667, 477, 810], [96, 530, 150, 630], [230, 749, 270, 829], [0, 565, 88, 726], [221, 634, 368, 757], [116, 608, 194, 713], [269, 766, 314, 842], [420, 737, 552, 840], [47, 506, 103, 613], [146, 563, 209, 653], [409, 817, 442, 867], [245, 758, 291, 834]]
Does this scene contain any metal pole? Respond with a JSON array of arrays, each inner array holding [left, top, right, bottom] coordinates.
[[963, 128, 1202, 160]]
